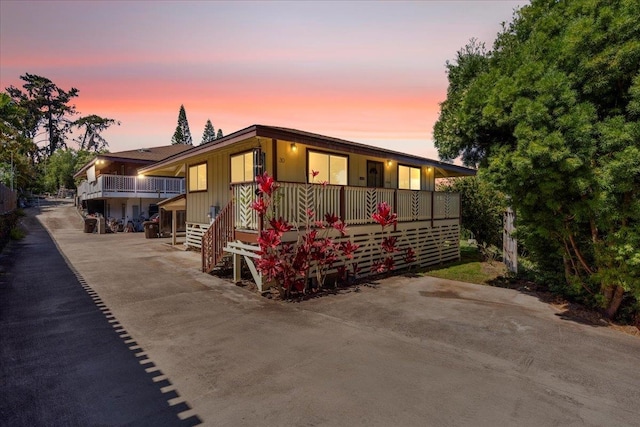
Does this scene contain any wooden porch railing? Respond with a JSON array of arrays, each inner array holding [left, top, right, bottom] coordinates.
[[231, 182, 460, 231], [202, 200, 234, 273]]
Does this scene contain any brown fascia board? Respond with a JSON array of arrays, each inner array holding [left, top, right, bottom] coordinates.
[[74, 157, 156, 179], [254, 126, 477, 176], [74, 145, 195, 179], [137, 126, 261, 175], [138, 124, 477, 177]]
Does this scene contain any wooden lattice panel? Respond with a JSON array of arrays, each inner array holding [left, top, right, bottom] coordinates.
[[279, 220, 460, 281]]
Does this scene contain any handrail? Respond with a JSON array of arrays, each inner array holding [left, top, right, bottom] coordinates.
[[202, 199, 234, 273]]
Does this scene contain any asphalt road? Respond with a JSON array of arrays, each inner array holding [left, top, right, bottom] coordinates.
[[0, 204, 200, 426], [2, 201, 639, 426]]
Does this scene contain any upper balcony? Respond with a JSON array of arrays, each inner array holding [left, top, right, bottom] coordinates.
[[77, 174, 185, 200]]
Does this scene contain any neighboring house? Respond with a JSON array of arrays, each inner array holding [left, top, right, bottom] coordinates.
[[74, 145, 192, 227], [138, 125, 476, 290]]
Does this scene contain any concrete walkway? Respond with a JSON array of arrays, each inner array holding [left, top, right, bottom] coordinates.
[[3, 201, 640, 426]]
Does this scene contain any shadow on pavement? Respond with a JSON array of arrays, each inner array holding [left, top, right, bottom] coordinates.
[[0, 207, 202, 426]]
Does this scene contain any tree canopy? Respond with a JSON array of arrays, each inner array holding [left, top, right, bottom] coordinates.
[[73, 114, 120, 152], [0, 93, 36, 190], [5, 73, 79, 157], [2, 73, 118, 193], [433, 0, 640, 319]]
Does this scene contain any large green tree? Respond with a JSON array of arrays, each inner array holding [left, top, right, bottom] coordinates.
[[6, 73, 79, 158], [3, 74, 119, 193], [171, 104, 193, 145], [433, 0, 640, 319]]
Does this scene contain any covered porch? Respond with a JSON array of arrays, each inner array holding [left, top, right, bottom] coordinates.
[[230, 181, 459, 233], [202, 181, 461, 289]]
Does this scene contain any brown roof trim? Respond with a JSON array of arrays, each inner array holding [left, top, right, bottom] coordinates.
[[138, 126, 261, 174], [138, 125, 476, 177], [254, 126, 476, 176], [74, 144, 194, 179]]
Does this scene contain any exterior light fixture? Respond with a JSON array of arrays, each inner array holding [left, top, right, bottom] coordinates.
[[291, 142, 297, 152], [387, 160, 392, 167]]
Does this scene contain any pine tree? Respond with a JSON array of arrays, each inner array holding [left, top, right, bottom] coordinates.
[[171, 105, 192, 145], [201, 119, 216, 145], [216, 129, 224, 139]]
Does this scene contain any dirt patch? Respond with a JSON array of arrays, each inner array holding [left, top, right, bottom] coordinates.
[[481, 261, 507, 278], [489, 277, 640, 338]]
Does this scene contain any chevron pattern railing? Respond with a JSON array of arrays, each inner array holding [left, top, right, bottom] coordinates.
[[231, 182, 459, 231]]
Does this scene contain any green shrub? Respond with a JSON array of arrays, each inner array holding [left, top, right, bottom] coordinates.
[[10, 226, 25, 240]]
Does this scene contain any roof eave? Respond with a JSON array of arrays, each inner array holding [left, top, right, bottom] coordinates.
[[138, 126, 260, 175], [138, 124, 477, 177]]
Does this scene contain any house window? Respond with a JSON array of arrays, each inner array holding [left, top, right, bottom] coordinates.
[[231, 151, 255, 183], [398, 165, 421, 190], [308, 151, 348, 185], [188, 163, 207, 192]]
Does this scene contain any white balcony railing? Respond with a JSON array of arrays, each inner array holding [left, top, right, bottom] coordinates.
[[232, 181, 460, 231], [78, 174, 185, 200]]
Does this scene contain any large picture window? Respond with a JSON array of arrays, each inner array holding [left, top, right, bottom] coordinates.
[[308, 151, 348, 185], [188, 163, 207, 192], [231, 151, 255, 183], [398, 165, 421, 190]]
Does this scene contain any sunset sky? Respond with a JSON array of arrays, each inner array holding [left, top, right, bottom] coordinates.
[[1, 1, 526, 159]]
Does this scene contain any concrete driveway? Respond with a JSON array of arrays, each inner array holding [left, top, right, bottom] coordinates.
[[24, 202, 640, 425]]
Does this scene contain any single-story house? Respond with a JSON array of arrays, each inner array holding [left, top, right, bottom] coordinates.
[[138, 125, 476, 290], [74, 145, 191, 229]]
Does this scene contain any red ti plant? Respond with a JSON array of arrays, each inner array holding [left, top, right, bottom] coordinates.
[[370, 202, 415, 275], [251, 172, 358, 298]]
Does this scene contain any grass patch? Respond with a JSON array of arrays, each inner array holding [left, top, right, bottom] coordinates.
[[10, 227, 26, 240], [420, 243, 506, 285]]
